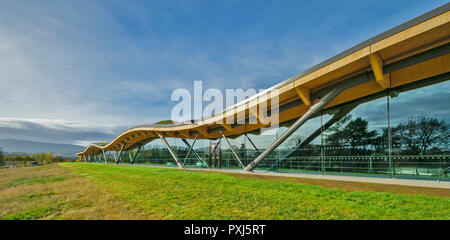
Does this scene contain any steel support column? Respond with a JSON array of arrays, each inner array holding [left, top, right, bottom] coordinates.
[[114, 151, 119, 164], [115, 143, 125, 164], [387, 94, 393, 177], [245, 134, 260, 154], [211, 138, 221, 158], [220, 131, 245, 168], [182, 136, 198, 165], [158, 134, 184, 168], [212, 138, 222, 157], [102, 149, 107, 164], [268, 104, 356, 171], [182, 137, 208, 168], [129, 145, 142, 164], [244, 86, 345, 171], [128, 151, 133, 163], [211, 138, 222, 168]]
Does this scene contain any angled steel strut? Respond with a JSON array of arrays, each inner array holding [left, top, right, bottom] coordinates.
[[128, 151, 133, 163], [245, 134, 260, 154], [115, 143, 126, 164], [158, 134, 184, 168], [128, 145, 142, 164], [244, 86, 345, 171], [102, 149, 107, 164], [182, 136, 198, 165], [211, 138, 222, 168], [220, 131, 245, 169], [211, 138, 221, 158], [268, 104, 357, 171], [113, 151, 118, 163], [182, 137, 209, 168]]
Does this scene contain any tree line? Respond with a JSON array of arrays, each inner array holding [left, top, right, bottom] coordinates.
[[324, 113, 448, 156], [0, 151, 67, 167]]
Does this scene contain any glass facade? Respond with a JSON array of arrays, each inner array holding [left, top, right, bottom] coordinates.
[[96, 80, 449, 180]]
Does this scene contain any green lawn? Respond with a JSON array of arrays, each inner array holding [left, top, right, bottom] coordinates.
[[0, 163, 448, 219], [57, 163, 449, 220]]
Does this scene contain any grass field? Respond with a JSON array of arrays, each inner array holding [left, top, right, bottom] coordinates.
[[0, 163, 449, 220]]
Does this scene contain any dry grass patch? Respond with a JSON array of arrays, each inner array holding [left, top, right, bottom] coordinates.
[[0, 164, 149, 219]]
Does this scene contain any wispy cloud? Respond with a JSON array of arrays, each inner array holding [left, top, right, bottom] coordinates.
[[0, 118, 126, 146]]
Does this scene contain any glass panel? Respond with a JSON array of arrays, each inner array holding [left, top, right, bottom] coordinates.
[[389, 80, 449, 179], [137, 138, 172, 166], [183, 138, 210, 168], [322, 97, 389, 176], [245, 126, 286, 171], [218, 134, 246, 169], [270, 116, 324, 173]]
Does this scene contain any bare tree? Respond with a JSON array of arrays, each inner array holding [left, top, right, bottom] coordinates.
[[393, 114, 448, 154], [325, 116, 378, 153]]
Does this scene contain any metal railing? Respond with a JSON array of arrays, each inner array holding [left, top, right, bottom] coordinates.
[[85, 145, 449, 179]]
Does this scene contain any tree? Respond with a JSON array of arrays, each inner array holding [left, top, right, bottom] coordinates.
[[393, 114, 448, 155], [325, 116, 378, 154], [29, 152, 57, 164], [0, 148, 4, 166]]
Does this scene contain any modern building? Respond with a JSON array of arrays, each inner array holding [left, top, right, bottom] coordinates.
[[78, 4, 450, 180]]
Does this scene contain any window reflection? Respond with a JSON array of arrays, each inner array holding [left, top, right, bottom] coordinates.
[[389, 80, 449, 178]]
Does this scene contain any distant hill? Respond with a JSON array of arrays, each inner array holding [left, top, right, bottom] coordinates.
[[0, 138, 84, 156]]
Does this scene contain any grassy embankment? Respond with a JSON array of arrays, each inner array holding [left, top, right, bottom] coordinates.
[[0, 163, 448, 220]]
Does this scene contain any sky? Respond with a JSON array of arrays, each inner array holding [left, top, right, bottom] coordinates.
[[0, 0, 448, 146]]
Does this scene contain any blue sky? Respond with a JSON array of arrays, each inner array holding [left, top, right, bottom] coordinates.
[[0, 0, 448, 146]]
